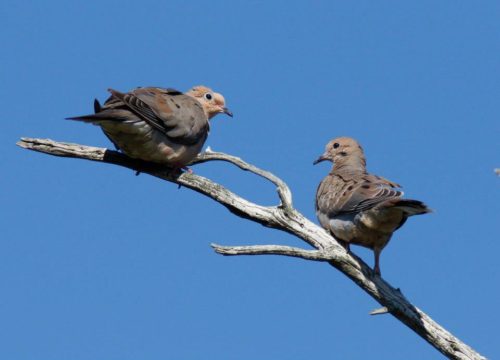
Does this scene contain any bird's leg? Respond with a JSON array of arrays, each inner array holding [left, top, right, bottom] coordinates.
[[338, 239, 351, 252], [170, 165, 191, 189], [168, 162, 193, 174], [373, 249, 382, 276]]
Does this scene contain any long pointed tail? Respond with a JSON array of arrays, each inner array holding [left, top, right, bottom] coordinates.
[[65, 114, 99, 122], [66, 99, 105, 123]]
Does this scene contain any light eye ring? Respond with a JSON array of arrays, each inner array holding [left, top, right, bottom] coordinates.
[[204, 93, 213, 100]]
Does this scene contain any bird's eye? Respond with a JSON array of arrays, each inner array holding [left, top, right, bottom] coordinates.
[[204, 93, 213, 100], [333, 143, 340, 149]]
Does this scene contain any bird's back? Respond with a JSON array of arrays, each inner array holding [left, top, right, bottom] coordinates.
[[68, 87, 210, 166]]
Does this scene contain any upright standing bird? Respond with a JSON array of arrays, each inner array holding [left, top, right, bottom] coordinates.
[[314, 137, 430, 275], [67, 86, 232, 168]]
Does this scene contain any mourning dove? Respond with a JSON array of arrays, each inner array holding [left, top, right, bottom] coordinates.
[[314, 137, 430, 275], [67, 86, 232, 168]]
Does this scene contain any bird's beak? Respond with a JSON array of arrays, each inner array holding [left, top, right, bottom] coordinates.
[[221, 107, 233, 117], [313, 155, 328, 165]]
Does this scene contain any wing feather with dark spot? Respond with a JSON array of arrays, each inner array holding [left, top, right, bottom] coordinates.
[[67, 87, 209, 146], [316, 173, 403, 217], [105, 87, 208, 145]]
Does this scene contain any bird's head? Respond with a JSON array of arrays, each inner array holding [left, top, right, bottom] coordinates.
[[313, 137, 366, 170], [187, 86, 233, 119]]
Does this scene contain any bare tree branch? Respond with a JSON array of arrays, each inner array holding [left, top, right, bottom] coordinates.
[[17, 137, 486, 360], [195, 149, 293, 212], [211, 243, 331, 261]]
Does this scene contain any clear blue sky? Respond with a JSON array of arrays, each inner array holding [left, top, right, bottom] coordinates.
[[2, 1, 499, 359]]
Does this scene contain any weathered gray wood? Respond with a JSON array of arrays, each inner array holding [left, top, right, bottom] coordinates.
[[17, 137, 486, 360]]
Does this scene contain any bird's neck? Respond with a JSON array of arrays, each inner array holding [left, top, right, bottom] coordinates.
[[207, 112, 218, 120], [332, 157, 367, 175]]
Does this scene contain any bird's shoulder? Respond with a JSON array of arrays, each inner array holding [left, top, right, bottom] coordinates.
[[130, 87, 205, 118], [315, 173, 353, 213]]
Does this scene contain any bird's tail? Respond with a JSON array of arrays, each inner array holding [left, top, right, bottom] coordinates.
[[65, 114, 100, 123], [93, 98, 102, 113], [393, 199, 432, 216], [66, 99, 105, 123]]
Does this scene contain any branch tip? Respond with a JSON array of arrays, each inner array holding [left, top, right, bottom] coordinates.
[[370, 307, 389, 315]]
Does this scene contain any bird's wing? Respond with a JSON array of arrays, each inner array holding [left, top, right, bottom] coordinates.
[[107, 87, 209, 145], [317, 173, 403, 217]]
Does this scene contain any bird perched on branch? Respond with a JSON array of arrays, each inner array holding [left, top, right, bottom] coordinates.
[[314, 137, 430, 275], [67, 86, 232, 169]]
